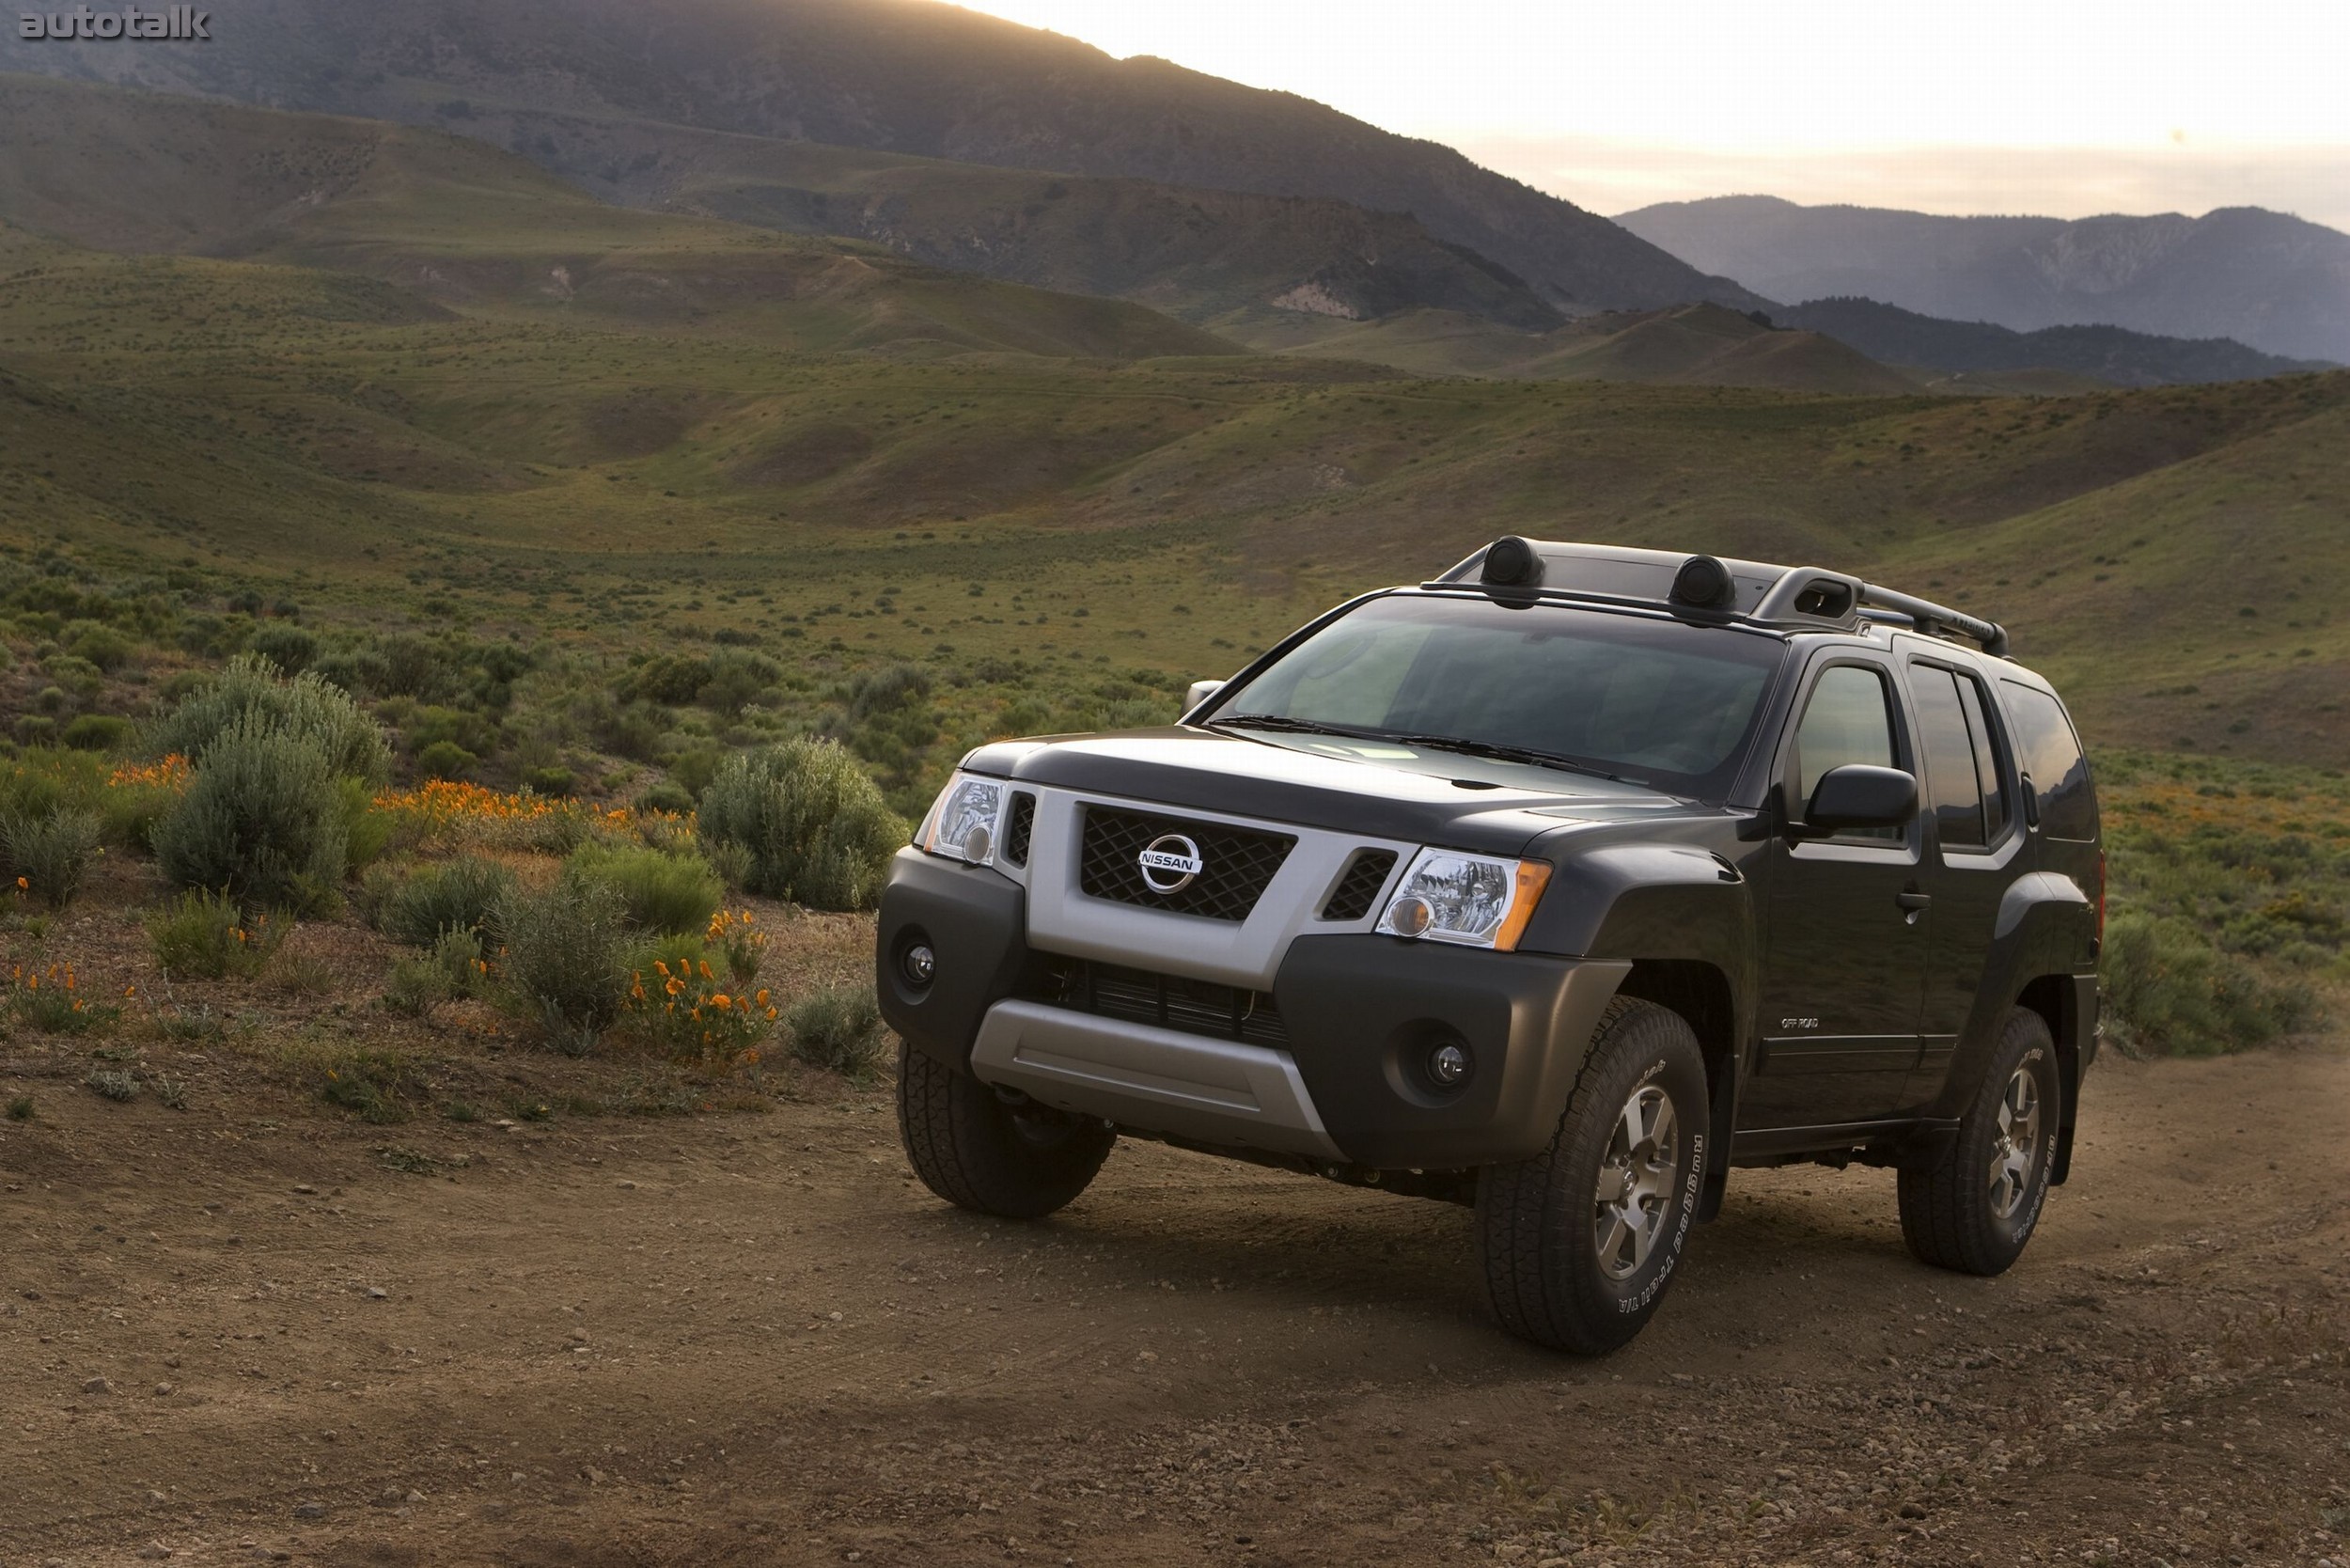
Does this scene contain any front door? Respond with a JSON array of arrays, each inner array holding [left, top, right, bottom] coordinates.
[[1743, 658, 1929, 1131]]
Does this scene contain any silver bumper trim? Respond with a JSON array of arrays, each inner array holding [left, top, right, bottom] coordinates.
[[969, 1000, 1345, 1161]]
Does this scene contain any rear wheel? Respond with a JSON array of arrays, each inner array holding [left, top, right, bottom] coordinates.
[[1899, 1008, 2060, 1275], [895, 1042, 1115, 1219], [1475, 997, 1712, 1355]]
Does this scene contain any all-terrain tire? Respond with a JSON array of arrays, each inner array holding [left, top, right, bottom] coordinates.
[[895, 1042, 1116, 1219], [1475, 997, 1713, 1355], [1899, 1007, 2061, 1276]]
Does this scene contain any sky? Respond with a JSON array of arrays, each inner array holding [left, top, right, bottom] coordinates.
[[949, 0, 2350, 228]]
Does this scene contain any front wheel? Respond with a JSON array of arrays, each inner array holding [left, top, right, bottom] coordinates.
[[1899, 1008, 2061, 1275], [896, 1042, 1116, 1219], [1475, 997, 1713, 1355]]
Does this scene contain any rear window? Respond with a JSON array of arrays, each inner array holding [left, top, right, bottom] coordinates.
[[2002, 683, 2097, 840]]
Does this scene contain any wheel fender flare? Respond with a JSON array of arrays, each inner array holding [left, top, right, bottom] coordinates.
[[1937, 871, 2096, 1130]]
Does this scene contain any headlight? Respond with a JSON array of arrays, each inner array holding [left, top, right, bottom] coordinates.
[[922, 774, 1008, 865], [1375, 849, 1552, 951]]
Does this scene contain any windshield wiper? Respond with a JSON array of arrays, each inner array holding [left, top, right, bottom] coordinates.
[[1207, 713, 1383, 741], [1391, 733, 1636, 785]]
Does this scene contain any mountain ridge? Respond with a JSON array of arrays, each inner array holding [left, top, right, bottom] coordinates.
[[1777, 297, 2330, 388], [1618, 195, 2350, 362], [0, 0, 1767, 318]]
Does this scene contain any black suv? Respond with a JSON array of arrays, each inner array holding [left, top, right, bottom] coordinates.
[[877, 540, 2102, 1353]]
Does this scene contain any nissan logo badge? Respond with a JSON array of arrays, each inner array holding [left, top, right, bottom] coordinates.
[[1136, 833, 1204, 894]]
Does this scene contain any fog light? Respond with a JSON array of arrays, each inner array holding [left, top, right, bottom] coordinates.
[[1386, 895, 1433, 938], [1428, 1042, 1470, 1088], [901, 943, 936, 987]]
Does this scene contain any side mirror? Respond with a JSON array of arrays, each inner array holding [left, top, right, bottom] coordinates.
[[1802, 764, 1917, 835], [1183, 679, 1225, 713]]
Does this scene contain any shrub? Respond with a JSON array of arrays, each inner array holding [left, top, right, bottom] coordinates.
[[60, 714, 134, 753], [8, 962, 119, 1035], [2102, 911, 2319, 1056], [0, 746, 100, 822], [520, 765, 575, 797], [623, 933, 774, 1058], [285, 1043, 420, 1123], [146, 888, 286, 979], [151, 718, 347, 913], [700, 836, 754, 892], [144, 653, 391, 784], [248, 623, 319, 676], [494, 869, 630, 1053], [85, 1067, 139, 1102], [2, 808, 102, 908], [60, 620, 135, 673], [634, 781, 696, 816], [567, 842, 722, 934], [697, 740, 905, 911], [384, 927, 487, 1017], [787, 983, 885, 1075], [705, 907, 765, 982], [98, 753, 187, 848], [338, 777, 392, 871], [371, 855, 518, 948], [413, 740, 478, 781]]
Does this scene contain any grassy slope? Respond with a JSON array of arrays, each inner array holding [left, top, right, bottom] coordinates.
[[6, 215, 2346, 764], [1226, 304, 1924, 396]]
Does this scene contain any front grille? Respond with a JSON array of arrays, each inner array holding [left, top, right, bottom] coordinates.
[[1077, 806, 1294, 922], [1001, 792, 1035, 868], [1020, 955, 1288, 1049], [1321, 849, 1398, 920]]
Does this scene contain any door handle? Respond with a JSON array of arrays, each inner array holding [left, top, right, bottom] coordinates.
[[1896, 888, 1931, 925]]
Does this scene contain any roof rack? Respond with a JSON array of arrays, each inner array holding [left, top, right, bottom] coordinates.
[[1426, 538, 2009, 657]]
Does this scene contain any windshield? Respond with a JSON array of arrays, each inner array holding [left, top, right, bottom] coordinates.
[[1208, 595, 1786, 798]]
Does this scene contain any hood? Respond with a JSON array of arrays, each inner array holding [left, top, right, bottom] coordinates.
[[964, 726, 1694, 857]]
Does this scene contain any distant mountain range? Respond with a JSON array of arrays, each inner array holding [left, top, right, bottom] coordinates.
[[1774, 298, 2329, 388], [1619, 196, 2350, 364], [0, 0, 1762, 318]]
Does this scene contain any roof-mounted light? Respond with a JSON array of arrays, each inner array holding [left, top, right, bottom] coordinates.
[[1480, 535, 1544, 588], [1668, 554, 1736, 609]]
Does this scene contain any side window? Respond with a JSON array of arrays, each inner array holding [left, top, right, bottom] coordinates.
[[1910, 666, 1986, 848], [1954, 674, 2012, 842], [2003, 682, 2098, 840], [1793, 664, 1902, 842]]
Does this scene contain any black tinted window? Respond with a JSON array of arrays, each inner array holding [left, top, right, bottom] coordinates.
[[2003, 683, 2097, 840], [1911, 666, 1986, 849], [1955, 674, 2011, 842], [1794, 665, 1903, 842]]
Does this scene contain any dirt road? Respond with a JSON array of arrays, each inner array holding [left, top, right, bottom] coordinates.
[[6, 1038, 2346, 1567]]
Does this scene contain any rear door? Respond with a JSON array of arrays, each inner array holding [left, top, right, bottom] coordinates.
[[1901, 650, 2025, 1105], [1744, 654, 1930, 1130]]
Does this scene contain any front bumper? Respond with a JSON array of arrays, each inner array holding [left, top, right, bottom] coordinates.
[[876, 847, 1629, 1169]]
